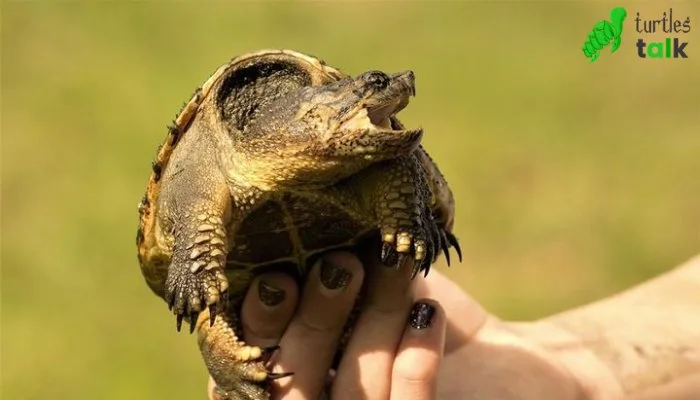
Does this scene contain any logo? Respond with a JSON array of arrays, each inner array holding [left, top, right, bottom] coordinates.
[[582, 7, 628, 63], [635, 9, 691, 59]]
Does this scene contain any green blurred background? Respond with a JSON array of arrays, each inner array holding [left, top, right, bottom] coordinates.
[[2, 1, 699, 398]]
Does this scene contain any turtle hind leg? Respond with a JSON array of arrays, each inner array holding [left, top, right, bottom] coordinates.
[[198, 308, 291, 400]]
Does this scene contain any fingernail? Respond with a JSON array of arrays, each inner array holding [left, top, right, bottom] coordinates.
[[319, 259, 352, 290], [258, 280, 285, 307], [409, 302, 435, 330]]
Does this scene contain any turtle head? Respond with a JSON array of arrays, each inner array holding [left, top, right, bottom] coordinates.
[[302, 69, 422, 158], [236, 69, 422, 186], [610, 7, 627, 27]]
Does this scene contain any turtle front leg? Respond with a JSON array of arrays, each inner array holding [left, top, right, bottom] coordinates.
[[159, 171, 287, 399], [357, 155, 460, 277], [161, 179, 232, 332]]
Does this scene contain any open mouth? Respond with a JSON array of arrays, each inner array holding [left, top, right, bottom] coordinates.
[[340, 94, 412, 132], [367, 95, 411, 130]]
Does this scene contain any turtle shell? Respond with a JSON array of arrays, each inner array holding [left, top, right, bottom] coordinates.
[[136, 49, 351, 294]]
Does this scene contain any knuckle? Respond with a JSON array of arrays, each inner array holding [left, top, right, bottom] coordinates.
[[332, 385, 367, 399], [364, 281, 413, 314], [242, 318, 284, 340], [296, 312, 341, 337], [393, 351, 439, 384]]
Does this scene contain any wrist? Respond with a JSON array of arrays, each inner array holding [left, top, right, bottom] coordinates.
[[541, 256, 700, 396], [525, 319, 624, 399], [505, 318, 624, 399]]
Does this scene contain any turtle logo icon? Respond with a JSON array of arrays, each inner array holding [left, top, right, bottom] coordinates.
[[582, 7, 628, 63]]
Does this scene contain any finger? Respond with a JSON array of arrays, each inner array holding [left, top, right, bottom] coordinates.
[[414, 269, 487, 354], [241, 272, 299, 348], [333, 253, 416, 400], [272, 252, 365, 400], [207, 376, 222, 400], [390, 300, 446, 400]]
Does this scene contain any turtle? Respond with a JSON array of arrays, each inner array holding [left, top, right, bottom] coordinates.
[[136, 49, 461, 400]]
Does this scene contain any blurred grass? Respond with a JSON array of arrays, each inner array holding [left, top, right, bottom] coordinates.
[[2, 1, 699, 399]]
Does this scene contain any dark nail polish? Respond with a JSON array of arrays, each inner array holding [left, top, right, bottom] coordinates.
[[409, 302, 435, 330], [320, 259, 352, 290], [258, 280, 285, 307]]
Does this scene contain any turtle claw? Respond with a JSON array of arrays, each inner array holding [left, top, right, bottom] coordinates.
[[267, 372, 294, 381], [380, 241, 399, 266], [411, 263, 421, 279], [379, 222, 462, 279], [445, 231, 462, 262], [166, 263, 229, 334], [164, 231, 230, 333], [397, 253, 411, 269], [176, 313, 184, 332], [189, 313, 198, 334], [439, 230, 451, 266], [261, 345, 280, 362], [379, 227, 434, 277], [209, 304, 217, 326], [381, 241, 394, 264], [164, 211, 230, 333]]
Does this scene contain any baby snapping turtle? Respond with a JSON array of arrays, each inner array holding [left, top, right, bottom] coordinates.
[[136, 49, 461, 399]]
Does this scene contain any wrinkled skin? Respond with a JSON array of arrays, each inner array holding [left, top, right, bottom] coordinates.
[[137, 51, 460, 400]]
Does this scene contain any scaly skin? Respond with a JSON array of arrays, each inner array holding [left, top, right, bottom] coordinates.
[[197, 309, 285, 400], [157, 131, 232, 332], [359, 155, 444, 275], [137, 50, 460, 400], [192, 153, 456, 399]]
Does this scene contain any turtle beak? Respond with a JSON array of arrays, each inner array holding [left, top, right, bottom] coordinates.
[[391, 70, 416, 97], [366, 71, 416, 127]]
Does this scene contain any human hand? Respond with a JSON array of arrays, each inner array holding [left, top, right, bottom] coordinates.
[[208, 251, 622, 400], [412, 268, 623, 399], [208, 251, 447, 400]]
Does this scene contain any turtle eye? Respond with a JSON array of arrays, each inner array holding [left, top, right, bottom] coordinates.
[[363, 71, 390, 90]]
